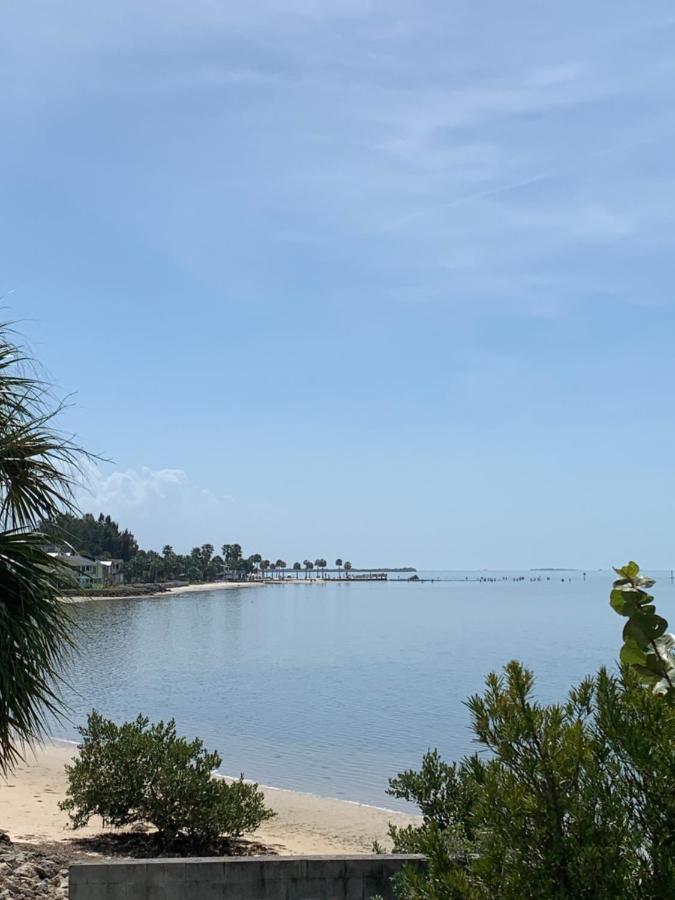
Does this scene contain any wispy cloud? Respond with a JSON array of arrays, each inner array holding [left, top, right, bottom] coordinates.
[[396, 137, 651, 226], [75, 463, 283, 554], [4, 0, 675, 322]]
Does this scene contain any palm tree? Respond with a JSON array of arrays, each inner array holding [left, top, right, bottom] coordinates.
[[249, 553, 262, 581], [314, 558, 324, 579], [292, 561, 301, 579], [261, 559, 270, 580], [344, 560, 352, 578], [0, 325, 87, 773], [275, 559, 286, 580], [304, 559, 314, 580], [335, 558, 343, 579]]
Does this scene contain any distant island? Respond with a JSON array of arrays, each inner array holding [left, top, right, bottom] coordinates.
[[353, 567, 417, 572]]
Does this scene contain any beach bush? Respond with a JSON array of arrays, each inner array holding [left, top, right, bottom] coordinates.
[[60, 711, 275, 847], [386, 566, 675, 899]]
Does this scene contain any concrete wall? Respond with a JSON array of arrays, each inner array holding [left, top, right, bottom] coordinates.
[[69, 854, 425, 900]]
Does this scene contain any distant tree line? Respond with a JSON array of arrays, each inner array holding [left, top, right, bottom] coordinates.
[[42, 515, 353, 585], [41, 512, 139, 561], [124, 544, 353, 585]]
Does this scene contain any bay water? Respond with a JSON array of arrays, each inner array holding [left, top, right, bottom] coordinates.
[[54, 570, 675, 810]]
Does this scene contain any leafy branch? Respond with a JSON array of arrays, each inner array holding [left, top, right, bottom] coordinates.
[[610, 561, 675, 696]]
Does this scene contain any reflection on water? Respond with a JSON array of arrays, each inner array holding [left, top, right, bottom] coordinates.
[[54, 571, 675, 809]]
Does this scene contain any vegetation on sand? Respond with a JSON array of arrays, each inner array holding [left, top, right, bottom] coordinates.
[[52, 522, 356, 586], [60, 711, 275, 848]]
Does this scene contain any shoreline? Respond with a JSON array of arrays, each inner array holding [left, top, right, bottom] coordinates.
[[0, 742, 420, 855], [62, 578, 334, 603]]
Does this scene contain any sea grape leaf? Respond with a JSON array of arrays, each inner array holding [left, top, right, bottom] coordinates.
[[620, 639, 647, 667], [624, 613, 668, 645], [615, 562, 640, 580], [644, 653, 668, 676], [611, 590, 640, 616], [631, 666, 662, 685]]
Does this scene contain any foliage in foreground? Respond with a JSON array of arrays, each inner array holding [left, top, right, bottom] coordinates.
[[387, 566, 675, 899], [60, 712, 275, 847], [0, 324, 86, 773], [610, 561, 675, 695]]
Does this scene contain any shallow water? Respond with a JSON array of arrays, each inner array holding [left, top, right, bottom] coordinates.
[[54, 570, 675, 810]]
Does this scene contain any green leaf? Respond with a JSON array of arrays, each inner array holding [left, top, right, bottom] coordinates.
[[641, 613, 668, 641], [644, 653, 668, 676], [610, 590, 645, 617], [615, 561, 640, 581], [631, 665, 662, 685], [620, 639, 647, 667], [624, 613, 669, 645]]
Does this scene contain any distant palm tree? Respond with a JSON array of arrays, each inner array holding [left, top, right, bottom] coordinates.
[[275, 559, 286, 580], [344, 560, 352, 578], [249, 553, 262, 579], [0, 325, 87, 773], [315, 558, 325, 579], [261, 559, 270, 580], [293, 561, 301, 579], [304, 560, 314, 580], [335, 558, 343, 579]]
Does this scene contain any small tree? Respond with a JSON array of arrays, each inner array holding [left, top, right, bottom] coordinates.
[[60, 711, 275, 848], [343, 560, 352, 578], [293, 561, 301, 579], [335, 558, 343, 578]]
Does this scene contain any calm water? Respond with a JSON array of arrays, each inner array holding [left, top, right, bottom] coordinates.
[[53, 570, 675, 810]]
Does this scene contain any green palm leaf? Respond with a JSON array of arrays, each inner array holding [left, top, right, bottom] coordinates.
[[0, 322, 88, 773]]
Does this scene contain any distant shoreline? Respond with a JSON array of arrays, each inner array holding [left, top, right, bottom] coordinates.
[[61, 578, 338, 603]]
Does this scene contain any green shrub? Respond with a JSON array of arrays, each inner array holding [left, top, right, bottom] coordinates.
[[60, 711, 275, 847], [386, 565, 675, 899]]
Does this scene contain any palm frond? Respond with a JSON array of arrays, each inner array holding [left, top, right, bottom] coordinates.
[[0, 530, 74, 774], [0, 320, 89, 772]]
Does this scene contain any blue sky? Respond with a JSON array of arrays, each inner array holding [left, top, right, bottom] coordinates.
[[2, 1, 675, 568]]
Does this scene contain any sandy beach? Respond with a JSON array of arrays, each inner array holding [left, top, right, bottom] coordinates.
[[63, 579, 331, 603], [0, 743, 419, 855]]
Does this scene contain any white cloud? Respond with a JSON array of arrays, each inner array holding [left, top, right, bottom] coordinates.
[[74, 463, 283, 554], [79, 464, 189, 508]]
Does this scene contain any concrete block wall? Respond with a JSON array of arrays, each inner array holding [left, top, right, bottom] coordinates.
[[69, 854, 426, 899]]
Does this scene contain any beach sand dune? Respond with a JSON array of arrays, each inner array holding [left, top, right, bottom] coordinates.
[[0, 743, 419, 856]]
